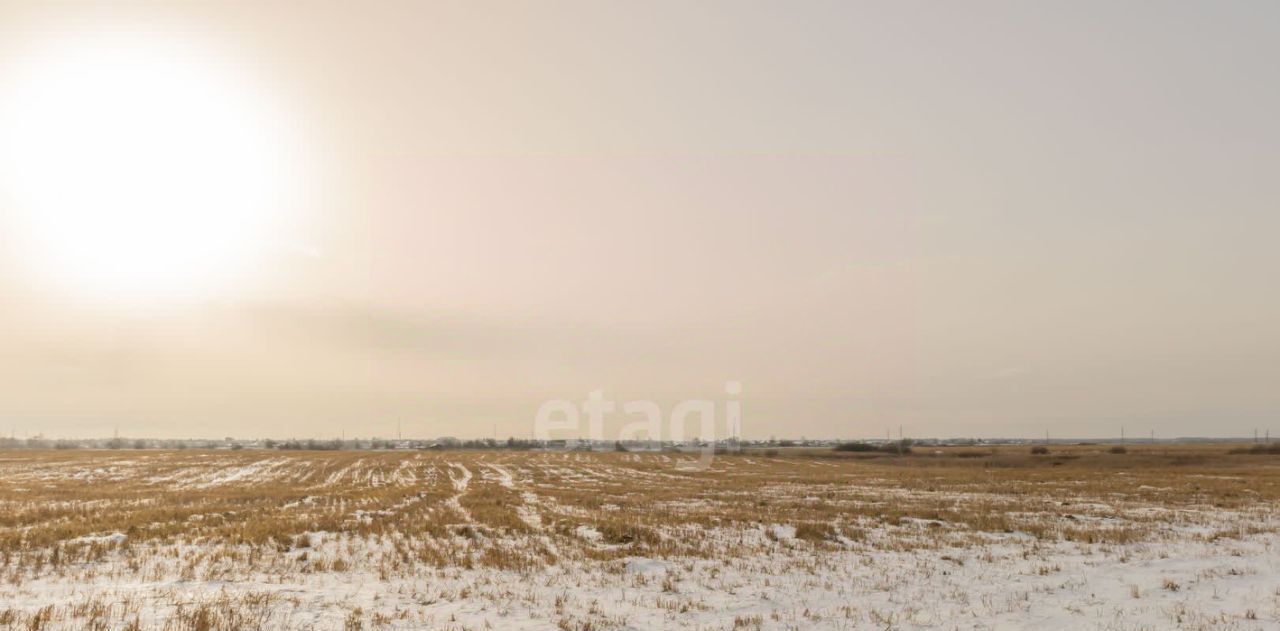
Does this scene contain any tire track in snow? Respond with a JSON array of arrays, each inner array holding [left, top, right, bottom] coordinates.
[[445, 463, 473, 521], [484, 463, 544, 531]]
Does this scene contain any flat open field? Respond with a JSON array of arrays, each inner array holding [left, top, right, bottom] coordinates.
[[0, 446, 1278, 630]]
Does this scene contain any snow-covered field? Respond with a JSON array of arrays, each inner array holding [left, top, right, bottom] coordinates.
[[0, 447, 1276, 630]]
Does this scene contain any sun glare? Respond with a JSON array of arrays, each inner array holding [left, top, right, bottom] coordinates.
[[0, 33, 299, 300]]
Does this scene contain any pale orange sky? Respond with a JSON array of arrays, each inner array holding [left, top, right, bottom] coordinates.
[[1, 1, 1278, 439]]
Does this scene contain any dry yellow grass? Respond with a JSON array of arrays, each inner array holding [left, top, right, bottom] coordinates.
[[2, 445, 1276, 560], [0, 445, 1276, 629]]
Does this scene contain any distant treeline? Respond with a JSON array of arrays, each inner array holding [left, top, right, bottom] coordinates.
[[264, 438, 544, 451], [833, 440, 913, 455], [0, 436, 549, 451], [0, 436, 686, 451], [2, 435, 1259, 451]]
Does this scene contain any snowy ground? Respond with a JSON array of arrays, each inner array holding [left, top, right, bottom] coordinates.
[[0, 448, 1276, 630]]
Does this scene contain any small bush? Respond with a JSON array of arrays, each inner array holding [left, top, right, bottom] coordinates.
[[793, 522, 836, 542], [1109, 445, 1128, 454], [1229, 444, 1280, 455], [833, 442, 878, 453], [1030, 446, 1049, 455]]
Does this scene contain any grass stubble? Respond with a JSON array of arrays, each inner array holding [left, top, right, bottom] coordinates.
[[0, 444, 1276, 629]]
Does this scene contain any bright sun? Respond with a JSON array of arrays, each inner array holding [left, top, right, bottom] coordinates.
[[0, 34, 299, 299]]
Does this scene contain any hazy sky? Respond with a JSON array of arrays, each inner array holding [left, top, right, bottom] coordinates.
[[1, 1, 1278, 440]]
